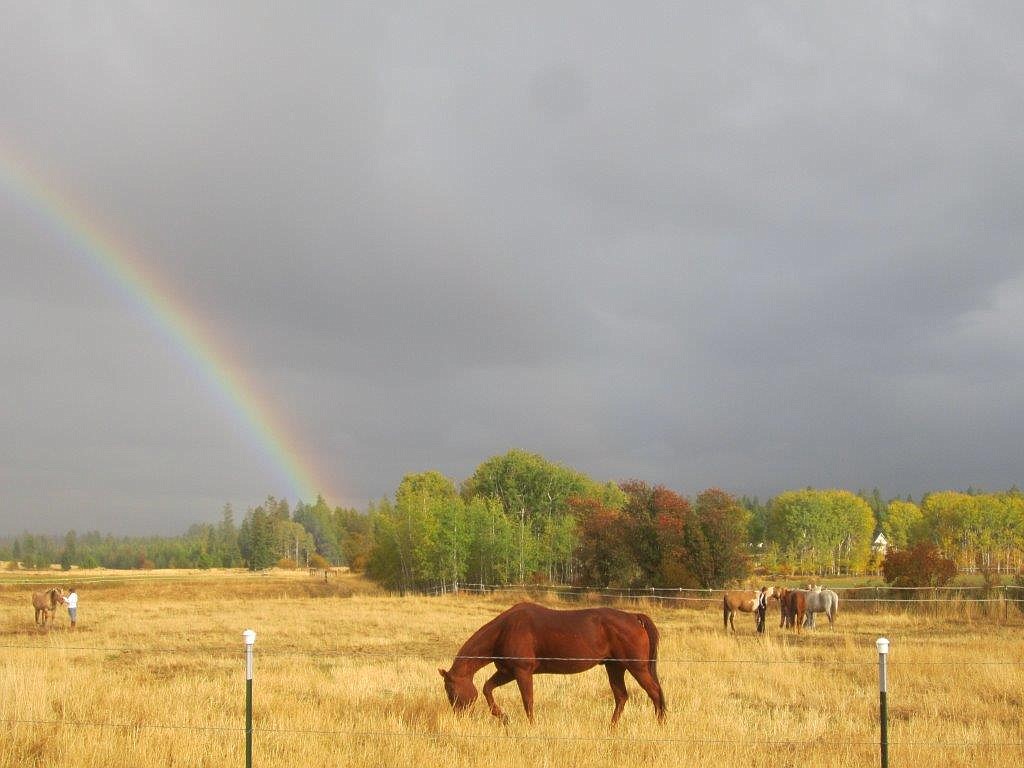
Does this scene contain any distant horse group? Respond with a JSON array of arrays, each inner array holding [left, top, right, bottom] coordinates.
[[32, 587, 65, 628], [774, 585, 839, 632]]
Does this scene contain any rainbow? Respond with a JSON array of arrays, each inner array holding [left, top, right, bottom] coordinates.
[[0, 143, 333, 505]]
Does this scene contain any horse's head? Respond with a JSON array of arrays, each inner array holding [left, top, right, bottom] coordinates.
[[438, 668, 478, 711]]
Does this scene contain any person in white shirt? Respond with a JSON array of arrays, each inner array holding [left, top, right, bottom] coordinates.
[[65, 588, 78, 629]]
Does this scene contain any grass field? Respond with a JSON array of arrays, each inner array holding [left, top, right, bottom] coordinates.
[[1, 569, 1022, 767]]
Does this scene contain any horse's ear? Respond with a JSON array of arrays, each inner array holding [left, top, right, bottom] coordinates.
[[438, 668, 448, 679]]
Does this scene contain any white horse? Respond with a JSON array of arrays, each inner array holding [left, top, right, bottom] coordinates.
[[803, 585, 838, 629]]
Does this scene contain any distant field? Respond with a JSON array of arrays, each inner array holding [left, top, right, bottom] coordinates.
[[1, 570, 1021, 768]]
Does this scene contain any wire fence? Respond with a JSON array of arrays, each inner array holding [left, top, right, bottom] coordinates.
[[3, 641, 1024, 666], [3, 716, 1023, 749], [423, 582, 1024, 615], [3, 636, 1023, 762], [428, 581, 1024, 595], [3, 575, 1023, 763]]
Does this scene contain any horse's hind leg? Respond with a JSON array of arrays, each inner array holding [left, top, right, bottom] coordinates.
[[626, 665, 665, 723], [605, 662, 629, 726]]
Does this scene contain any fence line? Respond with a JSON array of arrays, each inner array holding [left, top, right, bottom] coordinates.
[[2, 642, 1022, 666], [441, 582, 1024, 594], [0, 574, 223, 586], [3, 718, 1022, 749], [4, 635, 1023, 762], [426, 585, 1021, 606]]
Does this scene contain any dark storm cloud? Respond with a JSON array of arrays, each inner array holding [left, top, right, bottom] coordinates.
[[1, 3, 1022, 533]]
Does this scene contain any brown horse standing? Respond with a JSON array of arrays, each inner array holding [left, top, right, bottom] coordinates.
[[723, 587, 774, 632], [777, 588, 809, 632], [438, 602, 666, 725], [32, 588, 64, 627]]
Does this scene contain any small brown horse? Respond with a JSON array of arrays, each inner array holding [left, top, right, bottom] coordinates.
[[32, 588, 65, 627], [723, 586, 774, 632], [438, 602, 666, 725], [776, 588, 809, 633]]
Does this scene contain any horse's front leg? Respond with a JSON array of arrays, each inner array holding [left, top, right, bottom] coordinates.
[[513, 671, 535, 724], [482, 669, 515, 722]]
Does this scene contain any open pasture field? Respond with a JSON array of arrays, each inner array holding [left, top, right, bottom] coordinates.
[[1, 570, 1022, 767]]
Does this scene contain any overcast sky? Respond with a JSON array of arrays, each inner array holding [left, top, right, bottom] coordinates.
[[2, 3, 1022, 534]]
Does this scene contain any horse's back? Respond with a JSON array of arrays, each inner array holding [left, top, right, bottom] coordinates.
[[724, 590, 756, 611], [787, 589, 808, 611], [493, 603, 652, 669]]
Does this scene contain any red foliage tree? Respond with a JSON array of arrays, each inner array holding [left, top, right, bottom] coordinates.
[[570, 496, 634, 587], [651, 487, 706, 588]]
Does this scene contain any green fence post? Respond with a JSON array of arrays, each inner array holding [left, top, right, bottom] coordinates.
[[876, 637, 889, 768], [244, 629, 256, 768]]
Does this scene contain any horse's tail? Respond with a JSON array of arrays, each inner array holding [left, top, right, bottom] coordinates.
[[722, 596, 729, 630], [638, 614, 661, 683], [637, 613, 665, 719]]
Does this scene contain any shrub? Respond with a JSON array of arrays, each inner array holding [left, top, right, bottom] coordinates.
[[308, 553, 329, 569], [882, 542, 957, 587], [276, 557, 297, 570]]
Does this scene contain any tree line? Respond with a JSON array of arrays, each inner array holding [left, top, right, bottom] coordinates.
[[881, 490, 1024, 573], [2, 450, 1020, 585]]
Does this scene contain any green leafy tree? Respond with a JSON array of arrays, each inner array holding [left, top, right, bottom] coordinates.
[[335, 507, 375, 571], [693, 488, 751, 586], [293, 496, 341, 563], [462, 450, 623, 583], [463, 496, 514, 585], [883, 499, 924, 550], [367, 472, 458, 591], [767, 489, 875, 574]]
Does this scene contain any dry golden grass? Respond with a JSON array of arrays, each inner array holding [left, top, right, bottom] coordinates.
[[1, 570, 1022, 767]]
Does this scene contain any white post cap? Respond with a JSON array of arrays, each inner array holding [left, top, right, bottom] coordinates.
[[243, 629, 256, 646], [876, 637, 889, 655]]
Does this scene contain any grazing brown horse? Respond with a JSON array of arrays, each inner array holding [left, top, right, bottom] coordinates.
[[32, 588, 64, 627], [723, 586, 774, 632], [438, 602, 666, 725]]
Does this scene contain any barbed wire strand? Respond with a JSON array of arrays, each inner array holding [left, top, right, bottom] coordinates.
[[1, 642, 1022, 666], [2, 718, 1022, 748], [4, 575, 1021, 595], [429, 583, 1022, 600]]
